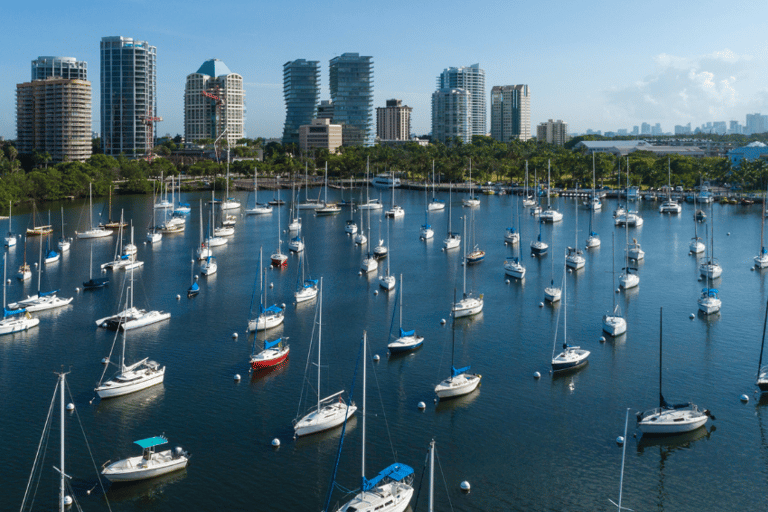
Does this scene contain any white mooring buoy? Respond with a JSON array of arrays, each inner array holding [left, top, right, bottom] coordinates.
[[690, 313, 695, 319], [460, 481, 471, 493], [506, 279, 510, 284], [418, 401, 426, 410], [616, 436, 625, 446], [373, 354, 380, 362], [539, 302, 544, 307], [63, 495, 73, 506], [234, 374, 241, 381], [232, 332, 238, 339], [599, 337, 606, 343], [740, 394, 749, 403], [66, 403, 75, 411], [272, 438, 280, 447], [374, 290, 379, 296], [75, 287, 80, 292], [269, 283, 274, 289], [176, 294, 181, 300], [440, 318, 446, 325], [533, 371, 541, 379]]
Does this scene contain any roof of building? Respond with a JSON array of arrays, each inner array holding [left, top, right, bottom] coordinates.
[[574, 140, 648, 150], [196, 58, 232, 77]]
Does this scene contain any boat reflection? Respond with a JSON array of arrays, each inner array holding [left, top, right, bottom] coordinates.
[[293, 415, 357, 449], [250, 359, 290, 385], [435, 387, 479, 413], [636, 424, 713, 453], [95, 384, 165, 415], [106, 468, 188, 502]]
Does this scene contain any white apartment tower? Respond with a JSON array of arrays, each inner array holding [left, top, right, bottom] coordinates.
[[431, 88, 471, 144], [436, 64, 486, 137], [536, 119, 569, 146], [490, 85, 530, 142], [376, 99, 412, 140], [185, 59, 245, 147]]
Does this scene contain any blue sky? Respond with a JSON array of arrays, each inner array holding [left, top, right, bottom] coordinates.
[[4, 0, 768, 140]]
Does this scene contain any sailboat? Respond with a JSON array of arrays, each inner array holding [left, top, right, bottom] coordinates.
[[248, 249, 284, 331], [387, 274, 423, 353], [697, 225, 721, 314], [354, 204, 368, 245], [452, 216, 483, 317], [616, 158, 643, 227], [83, 242, 109, 289], [373, 217, 388, 258], [294, 278, 357, 436], [522, 161, 537, 207], [345, 216, 358, 235], [121, 223, 143, 271], [698, 198, 721, 279], [245, 168, 273, 215], [43, 211, 60, 264], [102, 184, 127, 229], [755, 298, 768, 392], [420, 208, 434, 240], [0, 253, 39, 334], [584, 154, 602, 211], [154, 172, 172, 209], [757, 184, 768, 268], [613, 158, 627, 219], [540, 160, 563, 223], [337, 331, 414, 511], [443, 185, 461, 249], [271, 189, 288, 268], [462, 158, 480, 207], [101, 212, 134, 270], [428, 161, 445, 211], [287, 213, 305, 253], [358, 158, 383, 210], [504, 198, 526, 279], [531, 218, 548, 256], [250, 331, 289, 370], [298, 163, 323, 210], [627, 237, 645, 261], [200, 244, 217, 276], [56, 207, 70, 252], [76, 183, 112, 238], [147, 185, 163, 243], [385, 169, 405, 218], [288, 181, 301, 230], [586, 158, 601, 249], [565, 189, 585, 270], [26, 202, 53, 236], [544, 230, 561, 303], [102, 435, 189, 482], [530, 168, 542, 216], [174, 177, 191, 214], [636, 308, 713, 435], [9, 234, 72, 312], [659, 158, 682, 213], [4, 201, 15, 247], [95, 283, 165, 398], [619, 196, 639, 289], [187, 257, 199, 298], [95, 239, 171, 331], [315, 163, 341, 215], [378, 221, 395, 290], [160, 179, 186, 233], [436, 289, 481, 398], [220, 157, 241, 211], [17, 236, 31, 281], [603, 233, 627, 336], [361, 220, 378, 274], [295, 242, 318, 303], [465, 208, 485, 264], [504, 192, 520, 245], [551, 259, 590, 371]]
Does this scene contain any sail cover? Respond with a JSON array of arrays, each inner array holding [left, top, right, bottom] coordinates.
[[264, 338, 282, 350], [362, 463, 414, 491], [399, 328, 415, 338], [451, 365, 470, 378]]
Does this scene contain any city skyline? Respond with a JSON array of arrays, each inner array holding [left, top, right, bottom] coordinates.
[[4, 1, 768, 141]]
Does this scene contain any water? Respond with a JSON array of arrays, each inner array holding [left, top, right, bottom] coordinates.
[[4, 188, 768, 511]]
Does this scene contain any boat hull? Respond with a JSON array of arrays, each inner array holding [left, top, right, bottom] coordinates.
[[0, 316, 40, 335], [96, 368, 165, 398], [294, 402, 357, 437], [602, 315, 627, 336], [435, 373, 480, 399], [102, 451, 188, 482], [452, 297, 483, 318], [637, 407, 709, 435], [388, 336, 423, 353], [250, 347, 289, 370]]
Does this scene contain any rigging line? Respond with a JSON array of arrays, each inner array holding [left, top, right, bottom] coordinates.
[[411, 446, 430, 512], [20, 377, 57, 512], [96, 306, 124, 387], [369, 347, 397, 461], [296, 290, 320, 420], [66, 382, 113, 511], [436, 446, 455, 512]]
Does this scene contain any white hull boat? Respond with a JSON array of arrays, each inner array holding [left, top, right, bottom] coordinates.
[[452, 296, 483, 317], [102, 437, 188, 482], [96, 359, 165, 398]]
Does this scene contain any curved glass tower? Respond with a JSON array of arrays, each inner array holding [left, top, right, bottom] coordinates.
[[282, 59, 320, 146]]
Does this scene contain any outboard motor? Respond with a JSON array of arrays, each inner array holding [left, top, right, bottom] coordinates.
[[704, 409, 716, 420], [173, 446, 186, 459]]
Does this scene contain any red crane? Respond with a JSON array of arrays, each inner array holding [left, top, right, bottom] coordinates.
[[201, 86, 225, 140], [140, 109, 163, 161]]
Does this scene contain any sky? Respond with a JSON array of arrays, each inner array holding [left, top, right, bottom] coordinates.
[[3, 0, 768, 140]]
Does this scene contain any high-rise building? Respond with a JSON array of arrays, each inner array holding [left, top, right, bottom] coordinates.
[[641, 122, 651, 135], [100, 36, 157, 157], [631, 126, 639, 136], [651, 123, 662, 136], [16, 77, 92, 162], [431, 88, 471, 144], [31, 56, 87, 81], [490, 85, 530, 142], [329, 53, 374, 146], [376, 99, 412, 141], [185, 58, 245, 147], [282, 59, 320, 146], [317, 100, 334, 120], [437, 64, 486, 137], [536, 119, 568, 146], [746, 113, 768, 135]]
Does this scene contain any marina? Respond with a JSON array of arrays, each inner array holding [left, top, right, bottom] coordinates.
[[6, 183, 768, 511]]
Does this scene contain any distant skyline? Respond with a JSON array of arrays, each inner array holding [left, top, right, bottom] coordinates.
[[4, 0, 768, 141]]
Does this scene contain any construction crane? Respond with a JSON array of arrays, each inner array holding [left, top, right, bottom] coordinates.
[[140, 109, 163, 161], [201, 86, 226, 140]]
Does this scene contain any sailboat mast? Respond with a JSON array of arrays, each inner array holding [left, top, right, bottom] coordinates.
[[451, 289, 457, 377], [525, 161, 529, 198], [428, 439, 435, 512], [317, 277, 322, 413], [462, 216, 467, 297], [59, 371, 65, 512], [547, 160, 551, 208], [758, 298, 768, 376], [617, 408, 630, 511], [659, 307, 663, 408], [37, 231, 42, 294], [399, 274, 403, 330], [612, 232, 616, 310], [563, 259, 567, 349], [362, 330, 367, 487], [89, 182, 93, 228], [761, 185, 766, 254], [324, 162, 328, 204]]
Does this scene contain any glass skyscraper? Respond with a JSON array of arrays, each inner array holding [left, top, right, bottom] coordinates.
[[100, 36, 157, 157], [31, 56, 87, 81], [282, 59, 320, 146], [437, 64, 486, 138], [329, 53, 373, 146]]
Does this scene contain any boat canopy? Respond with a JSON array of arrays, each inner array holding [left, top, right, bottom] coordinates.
[[702, 288, 719, 296], [189, 282, 199, 292], [46, 250, 58, 259], [362, 463, 414, 491], [451, 365, 470, 378], [40, 289, 58, 297], [399, 328, 415, 338], [260, 304, 282, 314], [265, 338, 282, 350], [4, 307, 27, 317], [134, 436, 168, 449]]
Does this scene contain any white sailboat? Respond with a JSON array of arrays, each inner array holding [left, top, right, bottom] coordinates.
[[551, 260, 590, 372], [436, 290, 481, 398], [354, 205, 368, 245], [757, 185, 768, 268], [387, 274, 423, 353], [4, 201, 15, 247], [636, 308, 713, 435], [288, 186, 304, 252], [101, 212, 135, 270], [378, 220, 395, 290], [147, 188, 162, 243], [443, 185, 461, 250], [385, 169, 405, 218], [200, 250, 217, 276], [603, 233, 627, 336], [95, 285, 165, 398], [120, 226, 144, 271], [584, 154, 602, 211], [504, 198, 526, 279], [462, 158, 480, 207], [153, 172, 172, 209], [102, 435, 189, 482], [57, 207, 70, 252], [697, 224, 721, 314], [245, 168, 273, 215], [544, 229, 561, 303], [689, 179, 706, 254], [76, 182, 112, 238], [248, 249, 284, 331], [358, 158, 384, 210], [616, 158, 643, 227], [8, 234, 72, 312], [373, 216, 388, 258], [361, 219, 378, 274], [565, 189, 585, 270], [659, 158, 682, 213], [586, 157, 601, 248], [627, 237, 645, 261], [315, 163, 341, 215], [195, 200, 211, 259], [540, 161, 563, 223], [522, 161, 537, 207], [337, 332, 413, 512], [298, 163, 322, 210], [220, 157, 241, 210], [428, 161, 445, 211], [504, 191, 520, 245], [294, 242, 318, 303], [452, 216, 483, 317], [0, 253, 39, 335], [294, 278, 357, 437], [288, 181, 301, 230], [698, 199, 721, 279], [160, 177, 187, 234], [619, 192, 639, 290]]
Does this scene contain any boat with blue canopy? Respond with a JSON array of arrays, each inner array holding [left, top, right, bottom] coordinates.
[[387, 275, 423, 354], [250, 337, 289, 370], [102, 435, 189, 482]]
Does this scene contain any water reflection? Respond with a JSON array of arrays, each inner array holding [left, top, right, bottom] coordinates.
[[106, 469, 188, 503], [95, 385, 165, 417], [434, 388, 479, 413]]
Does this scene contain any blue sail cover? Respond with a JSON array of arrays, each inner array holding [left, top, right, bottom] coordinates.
[[134, 436, 168, 449], [120, 254, 130, 260], [361, 463, 414, 491], [399, 328, 415, 338], [702, 288, 719, 296], [303, 279, 318, 288], [4, 307, 26, 317], [259, 304, 282, 314], [40, 289, 58, 297], [189, 282, 199, 292], [46, 250, 58, 259], [451, 365, 470, 378], [265, 338, 282, 350]]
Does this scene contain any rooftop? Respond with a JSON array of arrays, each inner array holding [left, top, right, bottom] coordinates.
[[196, 58, 232, 78]]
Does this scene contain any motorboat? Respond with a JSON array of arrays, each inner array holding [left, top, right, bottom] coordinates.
[[102, 436, 189, 482], [697, 287, 721, 315], [248, 251, 285, 331]]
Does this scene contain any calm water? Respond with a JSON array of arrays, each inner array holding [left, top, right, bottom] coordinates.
[[4, 186, 768, 511]]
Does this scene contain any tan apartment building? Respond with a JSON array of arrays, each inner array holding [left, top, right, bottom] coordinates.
[[299, 118, 342, 154]]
